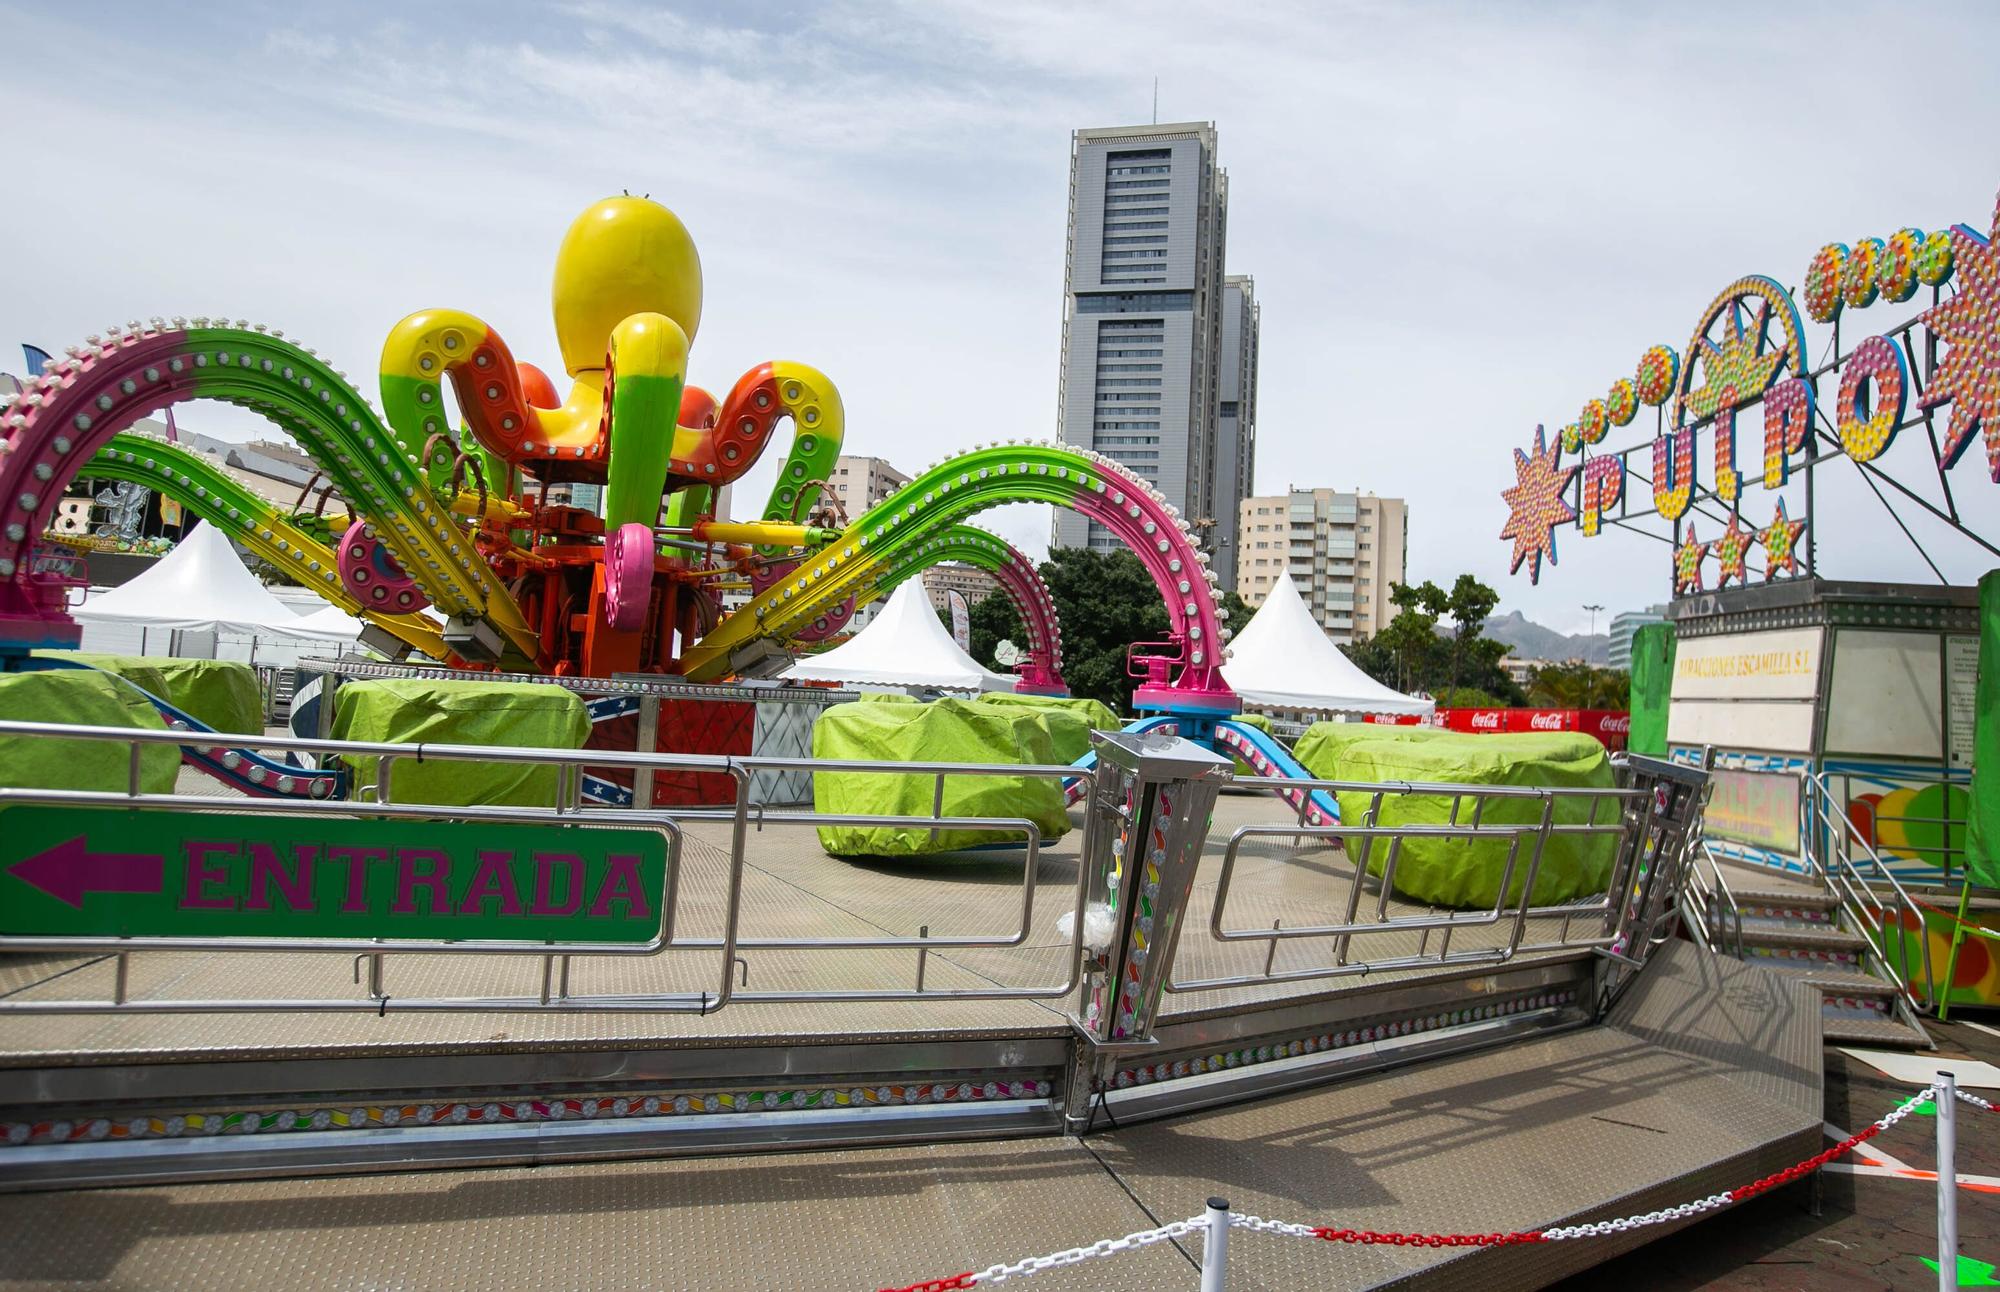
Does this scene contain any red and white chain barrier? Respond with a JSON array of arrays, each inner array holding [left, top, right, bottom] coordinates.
[[875, 1215, 1208, 1290], [877, 1082, 1977, 1291]]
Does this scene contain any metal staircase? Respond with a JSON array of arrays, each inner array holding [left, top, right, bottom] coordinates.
[[1685, 772, 1934, 1049]]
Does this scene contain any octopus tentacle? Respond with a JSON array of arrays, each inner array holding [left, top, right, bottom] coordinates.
[[600, 312, 689, 531]]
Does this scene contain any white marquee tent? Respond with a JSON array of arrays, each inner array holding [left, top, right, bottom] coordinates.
[[289, 604, 368, 639], [1222, 570, 1433, 716], [780, 579, 1015, 693], [70, 521, 358, 650]]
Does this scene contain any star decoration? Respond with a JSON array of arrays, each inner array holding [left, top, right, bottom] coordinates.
[[1712, 513, 1752, 587], [1673, 524, 1710, 595], [1919, 187, 2000, 483], [1758, 498, 1807, 579], [1682, 291, 1792, 422], [1499, 425, 1576, 584]]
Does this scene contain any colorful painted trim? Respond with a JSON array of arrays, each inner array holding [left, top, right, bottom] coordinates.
[[1, 1077, 1054, 1149], [1737, 905, 1835, 926], [1109, 988, 1580, 1089], [1746, 946, 1860, 969]]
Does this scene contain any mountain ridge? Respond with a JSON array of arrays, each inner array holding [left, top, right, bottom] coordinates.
[[1482, 609, 1611, 666]]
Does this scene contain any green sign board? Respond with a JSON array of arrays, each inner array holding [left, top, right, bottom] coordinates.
[[0, 806, 667, 943]]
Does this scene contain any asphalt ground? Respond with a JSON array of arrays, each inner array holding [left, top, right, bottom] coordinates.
[[1555, 1014, 2000, 1291]]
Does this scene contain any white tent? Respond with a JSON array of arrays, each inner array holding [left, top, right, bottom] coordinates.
[[780, 579, 1015, 693], [1222, 570, 1434, 716], [70, 521, 356, 642], [289, 604, 367, 641]]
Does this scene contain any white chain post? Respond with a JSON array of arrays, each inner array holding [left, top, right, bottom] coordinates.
[[1940, 1071, 1959, 1292], [1201, 1198, 1229, 1292]]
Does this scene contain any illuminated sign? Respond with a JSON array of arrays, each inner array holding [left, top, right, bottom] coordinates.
[[1705, 769, 1803, 856], [1500, 188, 2000, 588]]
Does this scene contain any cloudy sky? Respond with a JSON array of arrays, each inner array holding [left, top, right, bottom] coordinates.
[[3, 1, 1997, 634]]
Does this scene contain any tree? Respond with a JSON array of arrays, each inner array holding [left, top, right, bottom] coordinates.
[[956, 547, 1249, 714], [1431, 685, 1509, 708], [1444, 573, 1500, 701], [1344, 573, 1524, 704], [1527, 662, 1630, 709], [1375, 580, 1447, 693]]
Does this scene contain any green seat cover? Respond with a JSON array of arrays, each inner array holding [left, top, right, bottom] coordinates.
[[811, 697, 1070, 856], [974, 692, 1118, 762], [1295, 722, 1615, 909], [330, 678, 589, 808], [33, 653, 173, 711], [0, 669, 179, 792], [41, 653, 263, 734]]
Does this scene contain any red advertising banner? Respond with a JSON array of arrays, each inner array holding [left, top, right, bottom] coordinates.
[[1430, 709, 1629, 751]]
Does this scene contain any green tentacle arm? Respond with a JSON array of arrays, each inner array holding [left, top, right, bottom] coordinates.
[[0, 320, 535, 666], [681, 440, 1233, 710], [736, 363, 844, 550], [870, 527, 1066, 693], [382, 312, 841, 540], [599, 314, 688, 531], [85, 431, 448, 660]]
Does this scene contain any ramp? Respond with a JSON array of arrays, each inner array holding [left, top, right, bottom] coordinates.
[[0, 944, 1826, 1292]]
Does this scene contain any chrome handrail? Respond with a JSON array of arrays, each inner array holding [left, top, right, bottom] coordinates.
[[1166, 775, 1642, 996], [1692, 840, 1747, 959], [1804, 770, 1936, 1010]]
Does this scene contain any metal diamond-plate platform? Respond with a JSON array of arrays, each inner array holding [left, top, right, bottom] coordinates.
[[0, 944, 1825, 1292]]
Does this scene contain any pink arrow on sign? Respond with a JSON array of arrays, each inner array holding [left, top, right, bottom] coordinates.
[[8, 836, 165, 909]]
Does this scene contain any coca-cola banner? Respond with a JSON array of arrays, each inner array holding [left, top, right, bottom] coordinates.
[[1433, 709, 1630, 751]]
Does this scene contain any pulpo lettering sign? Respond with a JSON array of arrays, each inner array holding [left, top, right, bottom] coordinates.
[[0, 806, 666, 943]]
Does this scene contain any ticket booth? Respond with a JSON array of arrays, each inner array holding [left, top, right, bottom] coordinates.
[[1667, 578, 1977, 879], [1666, 579, 1988, 1004]]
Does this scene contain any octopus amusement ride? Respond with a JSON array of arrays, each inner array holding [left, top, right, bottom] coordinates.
[[0, 197, 1256, 802]]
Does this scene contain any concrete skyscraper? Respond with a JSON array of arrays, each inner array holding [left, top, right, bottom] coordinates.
[[1054, 122, 1240, 568], [1212, 275, 1259, 588]]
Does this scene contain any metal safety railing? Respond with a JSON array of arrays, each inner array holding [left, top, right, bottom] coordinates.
[[0, 719, 1088, 1017], [1166, 771, 1657, 996], [1818, 768, 1971, 884], [1683, 839, 1748, 960], [0, 721, 1709, 1050], [1804, 768, 1938, 1012]]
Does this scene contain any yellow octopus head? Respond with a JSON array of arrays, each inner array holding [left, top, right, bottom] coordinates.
[[551, 196, 703, 376]]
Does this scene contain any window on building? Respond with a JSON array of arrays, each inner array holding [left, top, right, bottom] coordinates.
[[1075, 291, 1195, 313]]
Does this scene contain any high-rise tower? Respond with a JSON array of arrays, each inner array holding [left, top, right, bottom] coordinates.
[[1054, 122, 1228, 560]]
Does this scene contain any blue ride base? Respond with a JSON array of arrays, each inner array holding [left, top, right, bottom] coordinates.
[[1065, 694, 1340, 826]]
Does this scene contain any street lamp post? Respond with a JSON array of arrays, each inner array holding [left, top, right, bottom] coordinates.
[[1584, 603, 1604, 638]]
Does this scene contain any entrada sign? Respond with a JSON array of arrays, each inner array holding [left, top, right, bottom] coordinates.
[[0, 806, 667, 943], [1500, 184, 2000, 590]]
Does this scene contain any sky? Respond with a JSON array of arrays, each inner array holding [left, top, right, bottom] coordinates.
[[3, 1, 1998, 636]]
